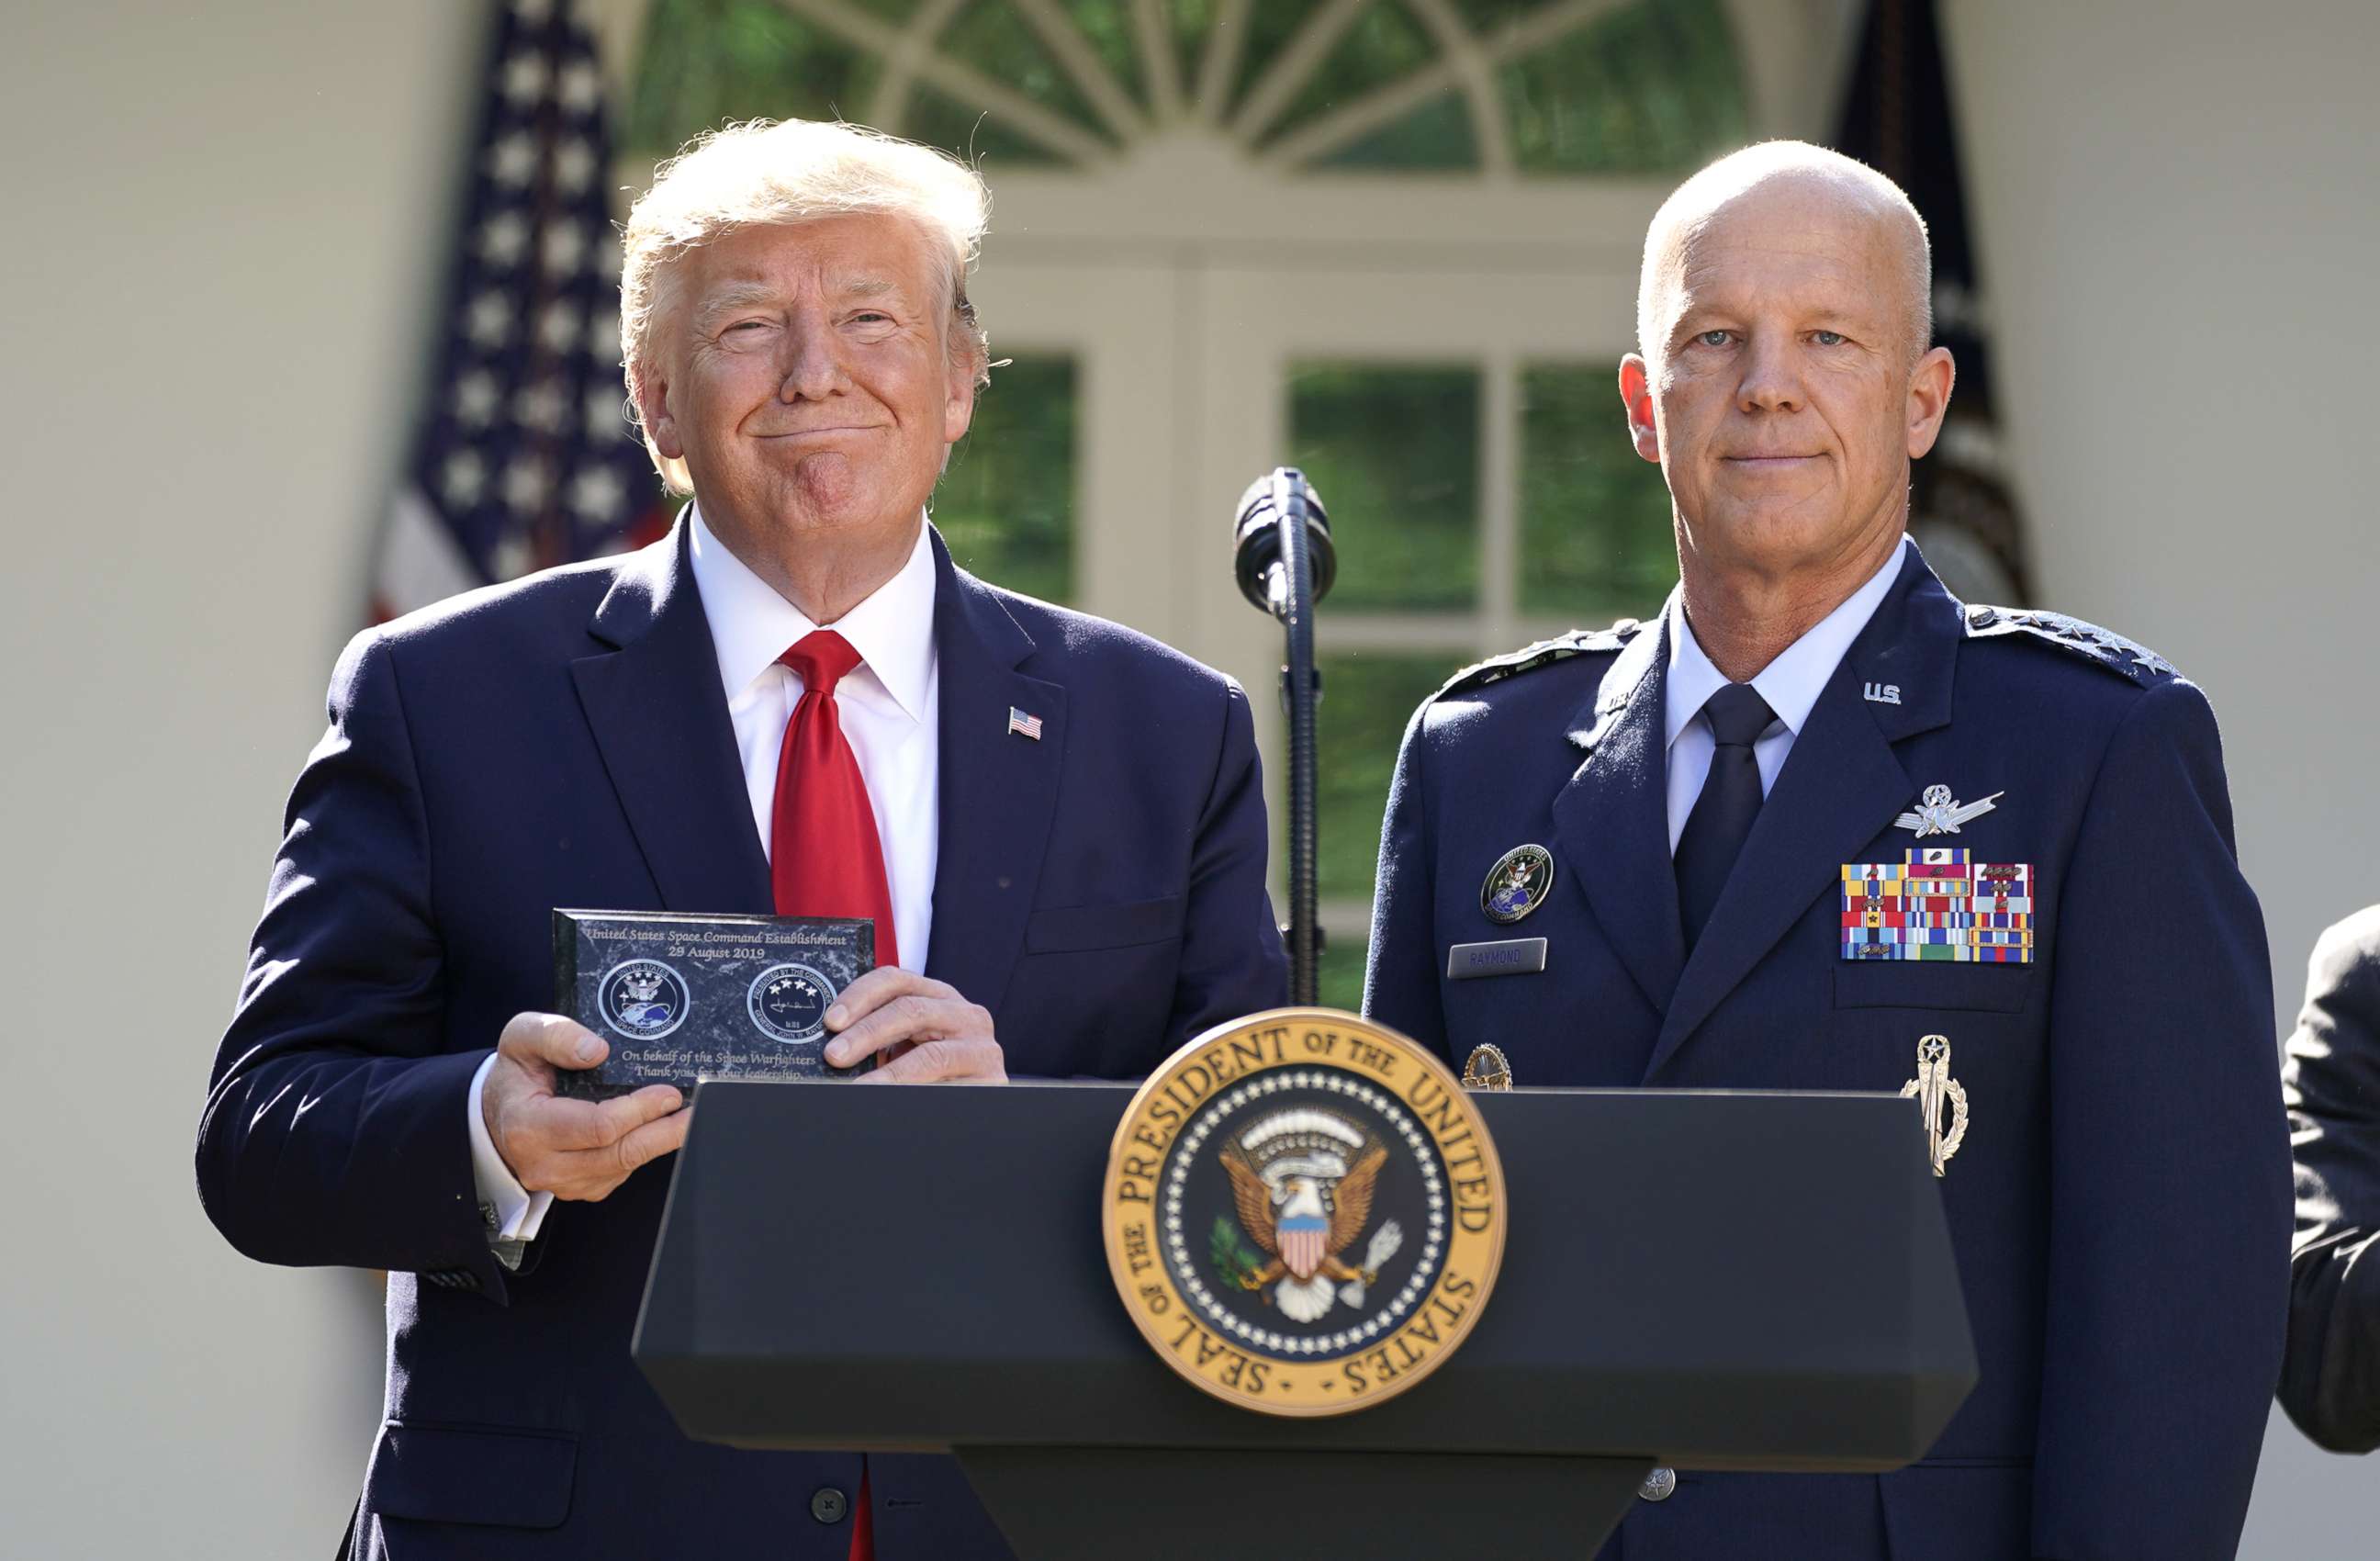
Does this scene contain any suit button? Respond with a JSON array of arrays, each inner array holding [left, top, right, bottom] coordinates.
[[810, 1487, 849, 1524], [1638, 1466, 1677, 1502]]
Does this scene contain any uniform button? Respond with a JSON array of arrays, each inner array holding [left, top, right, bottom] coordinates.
[[1638, 1466, 1677, 1502], [809, 1487, 848, 1524]]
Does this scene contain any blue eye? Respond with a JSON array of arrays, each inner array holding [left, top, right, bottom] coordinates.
[[1813, 330, 1845, 346], [1697, 330, 1732, 348]]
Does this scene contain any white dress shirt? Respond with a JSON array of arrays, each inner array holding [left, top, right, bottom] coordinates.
[[467, 510, 943, 1246], [1662, 538, 1908, 853]]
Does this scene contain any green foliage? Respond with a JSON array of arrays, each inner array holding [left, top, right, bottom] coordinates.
[[1210, 1214, 1262, 1290], [1289, 364, 1479, 612], [1501, 0, 1750, 174], [1517, 365, 1678, 620], [936, 356, 1077, 604], [623, 0, 878, 156], [1317, 652, 1465, 902], [1316, 935, 1370, 1014]]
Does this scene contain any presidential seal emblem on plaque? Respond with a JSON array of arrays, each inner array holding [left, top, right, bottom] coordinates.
[[1103, 1008, 1507, 1417]]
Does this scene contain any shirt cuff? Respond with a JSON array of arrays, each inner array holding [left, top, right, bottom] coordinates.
[[467, 1051, 555, 1243]]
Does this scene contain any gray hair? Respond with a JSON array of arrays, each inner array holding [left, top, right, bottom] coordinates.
[[1636, 140, 1932, 369], [621, 118, 994, 491]]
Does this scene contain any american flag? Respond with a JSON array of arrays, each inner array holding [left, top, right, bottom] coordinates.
[[372, 0, 668, 621], [1006, 706, 1044, 741]]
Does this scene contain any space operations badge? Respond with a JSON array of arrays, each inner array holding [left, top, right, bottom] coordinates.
[[1103, 1008, 1508, 1417], [1841, 850, 2036, 963]]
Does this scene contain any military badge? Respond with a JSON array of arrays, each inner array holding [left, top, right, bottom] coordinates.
[[1479, 844, 1555, 925], [1841, 852, 2035, 963], [1895, 783, 2002, 838], [1901, 1035, 1969, 1177], [1103, 1008, 1507, 1417], [1461, 1044, 1513, 1090]]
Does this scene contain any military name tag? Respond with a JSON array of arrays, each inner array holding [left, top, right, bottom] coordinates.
[[1103, 1008, 1506, 1417], [1445, 938, 1548, 981], [553, 908, 875, 1100], [1841, 850, 2035, 963]]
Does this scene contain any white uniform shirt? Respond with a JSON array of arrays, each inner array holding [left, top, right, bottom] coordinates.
[[1662, 538, 1908, 853], [467, 510, 942, 1244]]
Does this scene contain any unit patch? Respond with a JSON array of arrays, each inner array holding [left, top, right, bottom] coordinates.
[[1841, 850, 2035, 963]]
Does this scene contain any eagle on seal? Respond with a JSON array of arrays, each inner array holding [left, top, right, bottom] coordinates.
[[1220, 1108, 1405, 1323]]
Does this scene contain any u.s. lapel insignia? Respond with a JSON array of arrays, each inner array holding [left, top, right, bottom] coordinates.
[[1480, 845, 1555, 925], [1895, 783, 2002, 838], [1005, 706, 1044, 740], [1461, 1043, 1513, 1091], [1900, 1035, 1969, 1177]]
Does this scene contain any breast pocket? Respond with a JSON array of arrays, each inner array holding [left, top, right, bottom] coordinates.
[[1024, 894, 1185, 954], [1834, 960, 2037, 1014]]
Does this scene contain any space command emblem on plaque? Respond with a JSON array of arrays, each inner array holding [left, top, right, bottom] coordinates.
[[1103, 1009, 1507, 1416]]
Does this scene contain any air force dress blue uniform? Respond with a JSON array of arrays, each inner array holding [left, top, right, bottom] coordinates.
[[1364, 542, 2289, 1560], [196, 520, 1287, 1559]]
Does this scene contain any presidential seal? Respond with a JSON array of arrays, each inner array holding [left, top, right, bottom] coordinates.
[[1103, 1008, 1507, 1417], [747, 962, 835, 1045], [598, 958, 689, 1042]]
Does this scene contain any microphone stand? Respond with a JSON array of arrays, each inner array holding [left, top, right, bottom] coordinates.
[[1271, 469, 1321, 1005]]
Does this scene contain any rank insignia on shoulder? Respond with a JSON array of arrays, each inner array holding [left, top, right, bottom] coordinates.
[[1963, 605, 2178, 683], [1480, 845, 1555, 925], [1436, 620, 1643, 698], [1841, 853, 2035, 962]]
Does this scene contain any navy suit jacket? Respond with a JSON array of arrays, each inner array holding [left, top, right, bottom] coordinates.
[[197, 520, 1287, 1559], [1364, 545, 2289, 1561]]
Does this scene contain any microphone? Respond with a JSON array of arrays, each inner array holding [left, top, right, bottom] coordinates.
[[1233, 467, 1336, 619]]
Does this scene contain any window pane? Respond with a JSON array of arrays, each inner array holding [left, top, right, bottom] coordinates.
[[1288, 364, 1480, 612], [1314, 90, 1477, 173], [1267, 4, 1461, 164], [1317, 651, 1465, 903], [1517, 365, 1677, 621], [937, 356, 1076, 602], [936, 0, 1110, 146], [624, 0, 879, 155], [1317, 934, 1369, 1014], [1499, 0, 1748, 174]]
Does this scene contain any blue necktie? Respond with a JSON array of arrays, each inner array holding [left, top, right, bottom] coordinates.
[[1675, 682, 1776, 953]]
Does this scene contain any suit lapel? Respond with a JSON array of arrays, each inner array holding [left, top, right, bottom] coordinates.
[[1641, 548, 1960, 1080], [570, 517, 773, 915], [1549, 621, 1686, 1018], [921, 534, 1065, 1008]]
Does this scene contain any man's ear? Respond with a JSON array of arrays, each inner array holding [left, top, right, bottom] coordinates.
[[942, 349, 979, 448], [634, 367, 684, 462], [1619, 354, 1662, 464], [1904, 344, 1956, 459]]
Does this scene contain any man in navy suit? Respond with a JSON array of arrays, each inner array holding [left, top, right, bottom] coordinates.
[[1364, 142, 2288, 1559], [197, 119, 1285, 1559]]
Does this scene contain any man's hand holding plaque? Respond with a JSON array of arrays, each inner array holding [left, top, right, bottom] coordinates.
[[482, 1014, 690, 1203], [822, 967, 1005, 1083]]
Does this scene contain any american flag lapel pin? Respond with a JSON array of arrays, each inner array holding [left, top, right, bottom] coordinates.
[[1006, 706, 1044, 741]]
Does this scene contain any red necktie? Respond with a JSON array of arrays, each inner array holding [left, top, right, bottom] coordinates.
[[772, 630, 889, 1561], [771, 630, 899, 971]]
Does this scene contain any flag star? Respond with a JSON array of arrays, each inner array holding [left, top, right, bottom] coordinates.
[[558, 59, 602, 114], [440, 448, 488, 506], [501, 51, 549, 106], [477, 210, 530, 268], [540, 221, 585, 276], [466, 289, 513, 347], [502, 454, 552, 514], [553, 137, 597, 193], [569, 466, 628, 522], [513, 0, 554, 21], [513, 377, 566, 432], [538, 299, 582, 353], [585, 385, 627, 436], [489, 527, 535, 582], [486, 129, 537, 188], [586, 312, 623, 365], [596, 239, 623, 282], [452, 369, 500, 427]]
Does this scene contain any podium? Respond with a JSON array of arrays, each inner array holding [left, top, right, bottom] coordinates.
[[634, 1081, 1976, 1557]]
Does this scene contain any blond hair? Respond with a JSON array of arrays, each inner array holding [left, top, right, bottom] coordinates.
[[620, 118, 993, 491]]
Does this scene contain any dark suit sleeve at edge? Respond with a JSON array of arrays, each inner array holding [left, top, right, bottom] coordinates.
[[2029, 678, 2290, 1559], [195, 630, 510, 1299], [2278, 912, 2380, 1453], [1362, 699, 1448, 1059], [1162, 678, 1290, 1049]]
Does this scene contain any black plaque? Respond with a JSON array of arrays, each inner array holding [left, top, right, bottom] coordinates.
[[554, 909, 874, 1100]]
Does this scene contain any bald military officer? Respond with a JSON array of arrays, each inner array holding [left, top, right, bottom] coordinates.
[[1364, 142, 2289, 1560]]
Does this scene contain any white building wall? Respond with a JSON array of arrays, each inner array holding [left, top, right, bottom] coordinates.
[[0, 1, 2372, 1555], [1945, 1, 2380, 1552]]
